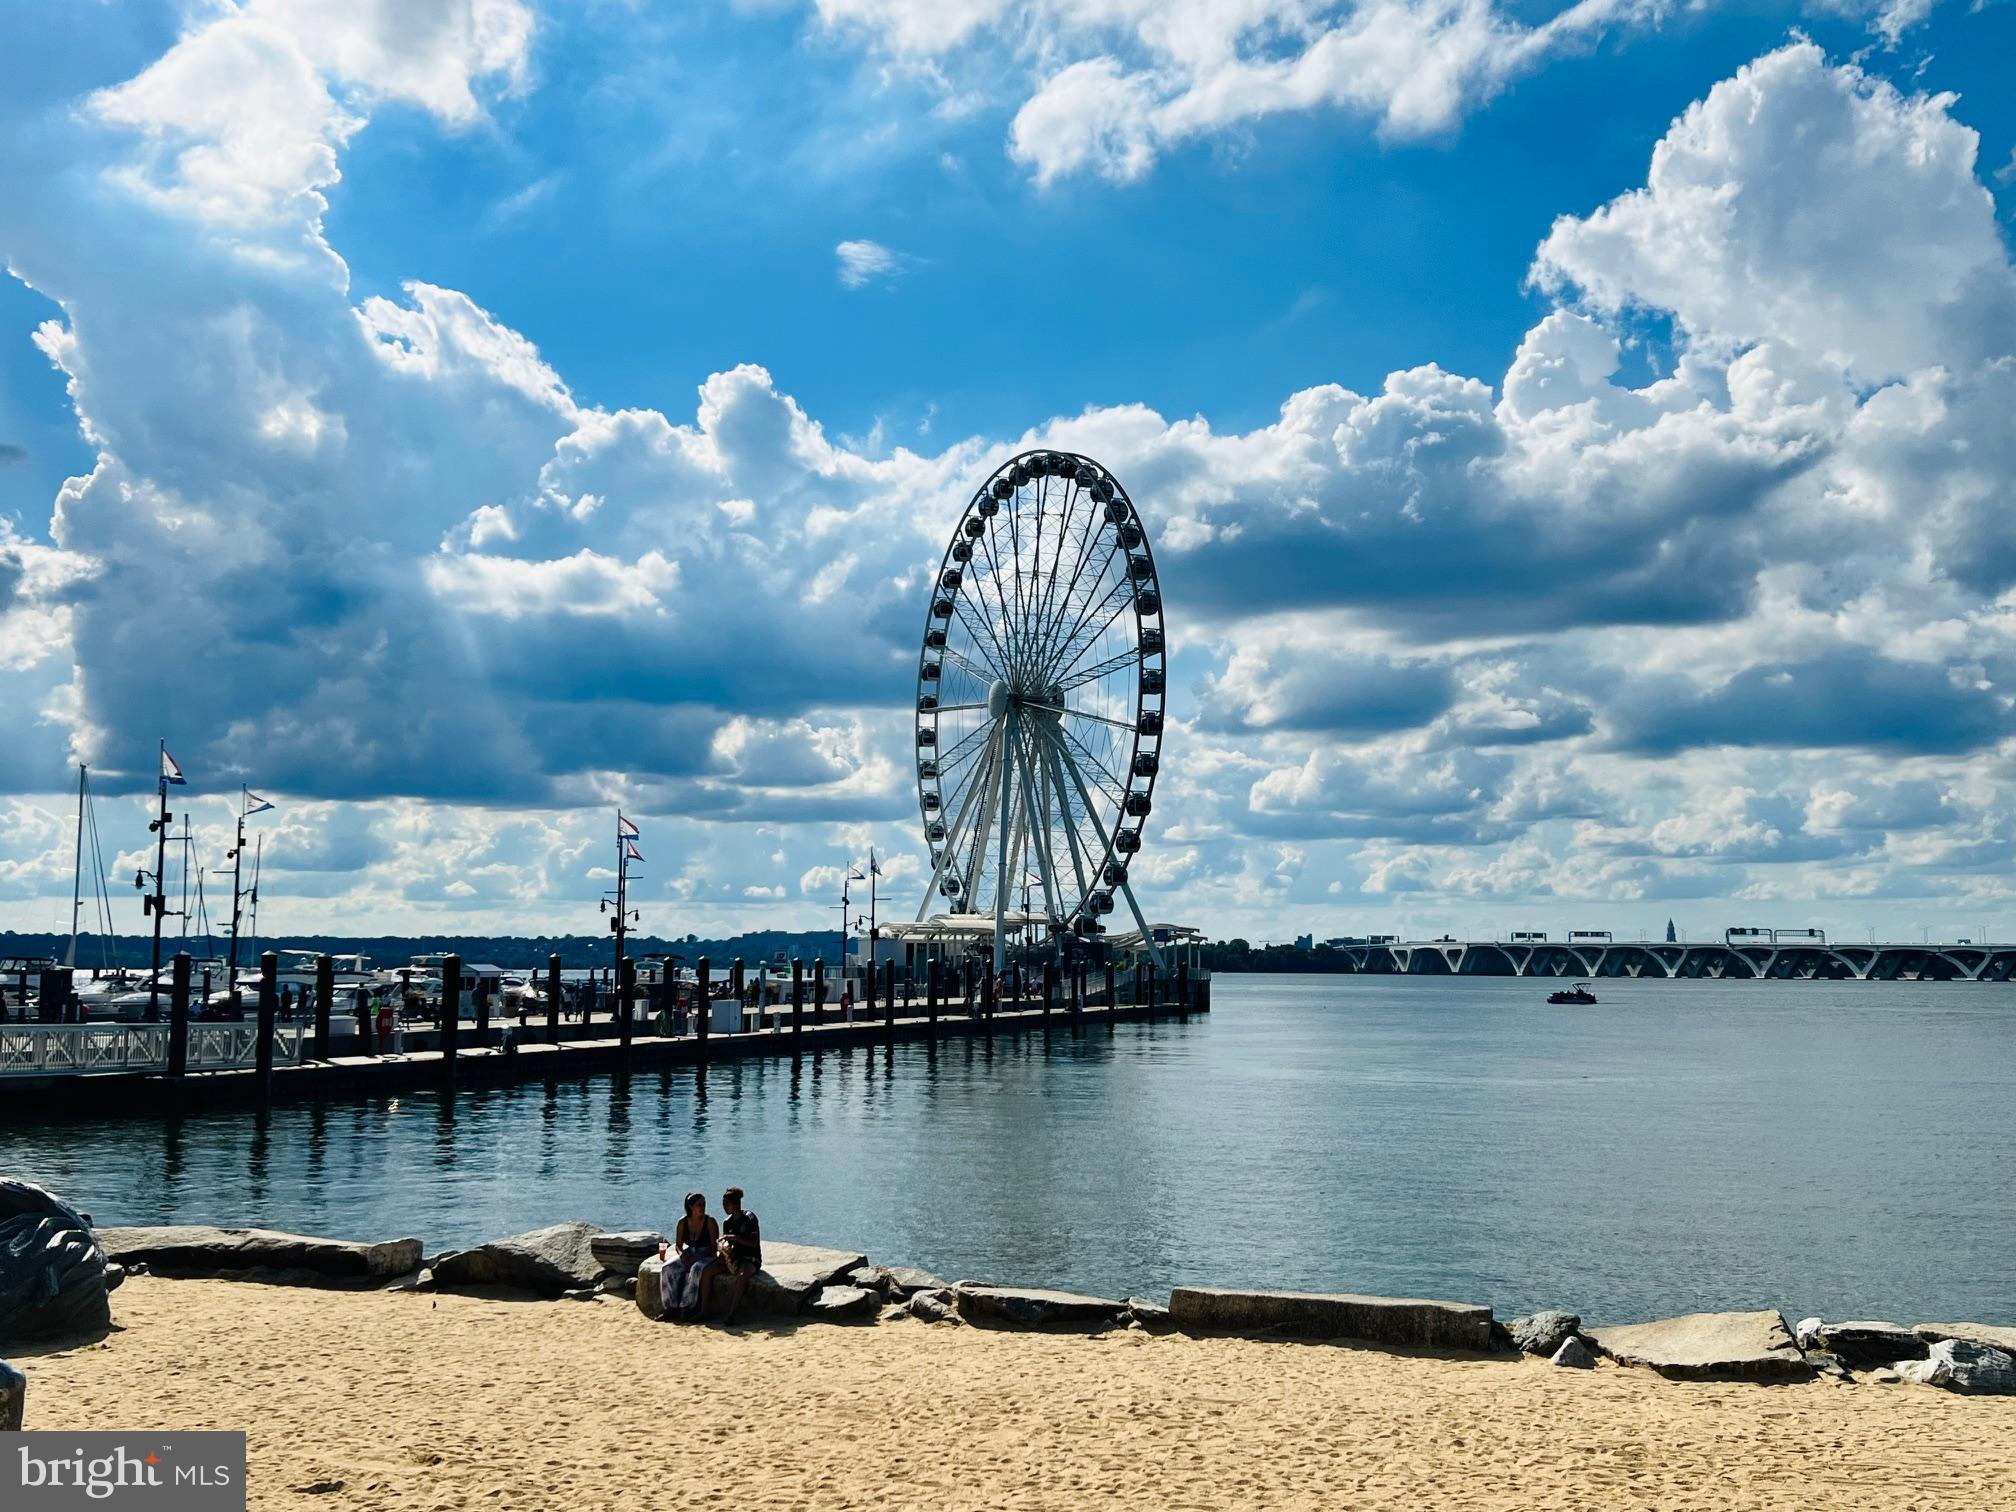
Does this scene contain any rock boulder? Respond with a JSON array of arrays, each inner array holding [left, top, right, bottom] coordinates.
[[1126, 1297, 1174, 1330], [954, 1284, 1128, 1328], [431, 1222, 606, 1298], [881, 1266, 945, 1298], [1510, 1310, 1582, 1357], [907, 1290, 954, 1324], [635, 1257, 666, 1321], [0, 1180, 112, 1343], [1897, 1339, 2016, 1396], [1168, 1287, 1494, 1352], [96, 1225, 422, 1284], [746, 1242, 867, 1317], [1, 1358, 24, 1430], [806, 1285, 879, 1322], [1815, 1321, 1926, 1369], [1914, 1322, 2016, 1355], [589, 1232, 664, 1280], [1551, 1336, 1596, 1369], [1585, 1310, 1811, 1381]]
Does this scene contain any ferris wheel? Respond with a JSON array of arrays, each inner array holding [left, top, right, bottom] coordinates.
[[914, 450, 1167, 972]]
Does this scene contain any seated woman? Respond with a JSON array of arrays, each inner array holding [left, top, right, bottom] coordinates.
[[657, 1192, 718, 1321]]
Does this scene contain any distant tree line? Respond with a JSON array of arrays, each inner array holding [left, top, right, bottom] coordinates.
[[0, 929, 849, 972], [6, 929, 1361, 975], [1199, 939, 1358, 973]]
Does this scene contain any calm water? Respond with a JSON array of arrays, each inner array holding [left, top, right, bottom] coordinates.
[[7, 974, 2014, 1325]]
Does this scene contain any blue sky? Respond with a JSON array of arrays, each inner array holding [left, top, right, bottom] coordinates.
[[2, 0, 2015, 943]]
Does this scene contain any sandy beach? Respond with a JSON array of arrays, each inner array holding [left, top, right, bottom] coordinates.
[[9, 1276, 2013, 1510]]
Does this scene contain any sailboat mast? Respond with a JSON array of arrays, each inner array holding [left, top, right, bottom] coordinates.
[[67, 765, 85, 969], [148, 740, 171, 1021]]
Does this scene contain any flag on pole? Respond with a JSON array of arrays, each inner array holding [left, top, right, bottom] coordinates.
[[160, 747, 186, 785], [625, 840, 644, 863], [243, 790, 275, 817], [618, 813, 640, 839], [869, 849, 880, 877]]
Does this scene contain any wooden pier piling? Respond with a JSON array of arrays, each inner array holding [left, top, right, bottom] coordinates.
[[255, 952, 278, 1096], [439, 953, 461, 1069], [617, 957, 635, 1056], [546, 954, 561, 1045], [882, 960, 896, 1038], [168, 952, 190, 1077], [1043, 960, 1057, 1017], [696, 957, 711, 1061], [1105, 960, 1117, 1011], [791, 959, 804, 1041], [313, 954, 333, 1061]]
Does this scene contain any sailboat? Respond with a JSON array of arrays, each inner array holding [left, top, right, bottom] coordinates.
[[66, 765, 141, 1011]]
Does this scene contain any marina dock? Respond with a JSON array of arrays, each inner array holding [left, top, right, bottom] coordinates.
[[0, 985, 1208, 1120]]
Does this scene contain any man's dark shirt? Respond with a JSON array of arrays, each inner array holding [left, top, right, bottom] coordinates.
[[723, 1210, 762, 1269]]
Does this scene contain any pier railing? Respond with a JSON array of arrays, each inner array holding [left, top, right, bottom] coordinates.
[[0, 1021, 308, 1078]]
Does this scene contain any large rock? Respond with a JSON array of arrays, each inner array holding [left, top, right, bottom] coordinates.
[[431, 1222, 606, 1298], [907, 1290, 955, 1324], [1585, 1310, 1811, 1381], [1169, 1287, 1494, 1352], [746, 1242, 867, 1317], [1814, 1320, 1927, 1369], [589, 1231, 664, 1280], [954, 1284, 1128, 1328], [97, 1225, 422, 1284], [1, 1358, 24, 1430], [881, 1266, 945, 1298], [805, 1285, 879, 1322], [1896, 1339, 2016, 1396], [1914, 1322, 2016, 1354], [1551, 1336, 1596, 1369], [0, 1180, 112, 1342], [1126, 1296, 1174, 1330], [1510, 1310, 1582, 1357], [635, 1256, 666, 1321]]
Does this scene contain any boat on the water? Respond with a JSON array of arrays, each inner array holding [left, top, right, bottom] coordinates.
[[1547, 981, 1597, 1005]]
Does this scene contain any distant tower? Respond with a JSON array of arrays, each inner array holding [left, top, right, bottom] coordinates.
[[1665, 918, 1677, 944]]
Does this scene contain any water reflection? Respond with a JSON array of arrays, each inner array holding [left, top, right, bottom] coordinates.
[[8, 979, 2015, 1325]]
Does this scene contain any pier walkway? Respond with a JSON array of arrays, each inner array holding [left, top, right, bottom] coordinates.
[[0, 990, 1204, 1120]]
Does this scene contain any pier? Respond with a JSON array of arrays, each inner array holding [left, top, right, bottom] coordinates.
[[0, 962, 1210, 1120]]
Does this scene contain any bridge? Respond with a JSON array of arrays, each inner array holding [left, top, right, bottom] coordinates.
[[1328, 936, 2016, 982]]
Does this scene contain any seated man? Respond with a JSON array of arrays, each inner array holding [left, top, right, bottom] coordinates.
[[703, 1186, 762, 1325]]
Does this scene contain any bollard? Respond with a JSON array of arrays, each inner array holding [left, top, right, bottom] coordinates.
[[812, 958, 826, 1028], [696, 957, 712, 1061], [0, 1357, 24, 1431], [791, 959, 804, 1040], [312, 953, 333, 1061], [546, 954, 562, 1045], [882, 959, 896, 1035], [1043, 960, 1057, 1018], [255, 951, 278, 1094], [618, 957, 636, 1054], [1104, 960, 1117, 1012], [440, 953, 461, 1067], [168, 952, 191, 1077], [475, 976, 491, 1049]]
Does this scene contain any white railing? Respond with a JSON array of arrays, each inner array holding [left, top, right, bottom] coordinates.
[[0, 1021, 308, 1077]]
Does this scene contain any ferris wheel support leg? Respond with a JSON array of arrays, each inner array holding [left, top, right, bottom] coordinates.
[[994, 712, 1014, 978], [1039, 722, 1167, 974]]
